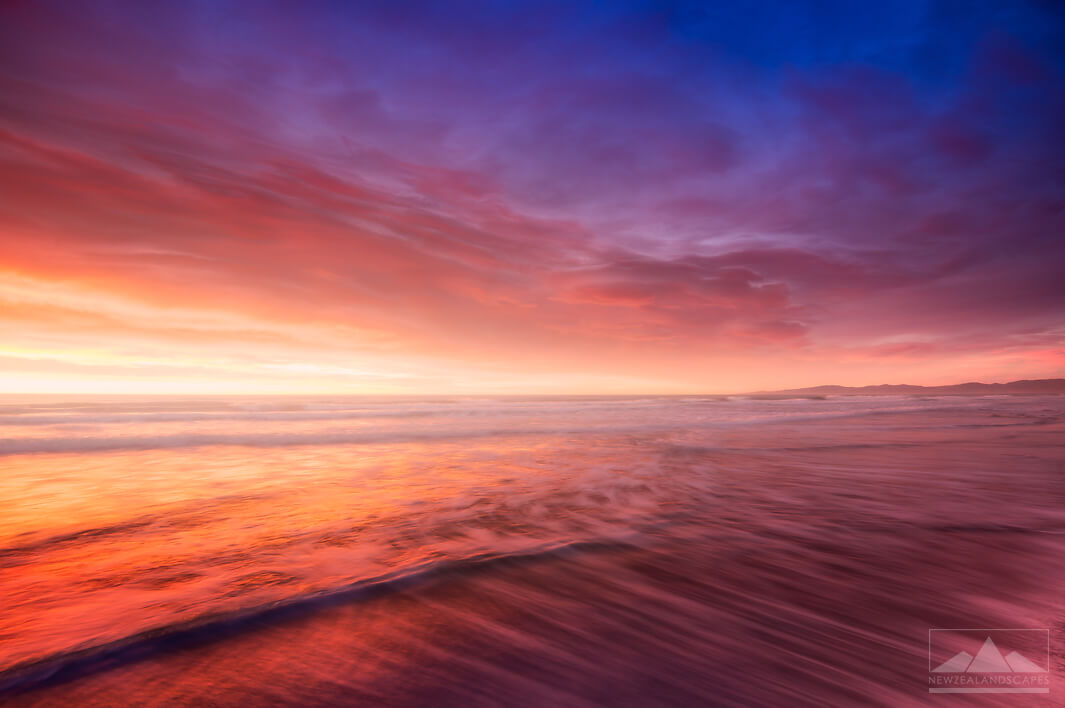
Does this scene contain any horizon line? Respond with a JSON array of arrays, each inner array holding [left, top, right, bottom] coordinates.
[[2, 377, 1063, 398]]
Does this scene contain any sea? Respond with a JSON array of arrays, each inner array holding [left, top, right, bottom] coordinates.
[[1, 394, 1063, 706]]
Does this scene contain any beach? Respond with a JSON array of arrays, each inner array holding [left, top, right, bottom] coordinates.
[[1, 394, 1063, 706]]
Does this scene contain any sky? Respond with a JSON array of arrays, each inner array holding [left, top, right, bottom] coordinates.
[[0, 0, 1063, 394]]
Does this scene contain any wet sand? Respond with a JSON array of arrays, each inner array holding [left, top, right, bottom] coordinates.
[[2, 396, 1064, 706], [5, 524, 1062, 706]]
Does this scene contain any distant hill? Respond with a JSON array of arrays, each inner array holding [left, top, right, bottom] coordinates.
[[746, 378, 1065, 399]]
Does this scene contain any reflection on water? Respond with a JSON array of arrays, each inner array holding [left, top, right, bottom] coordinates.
[[1, 395, 1063, 706]]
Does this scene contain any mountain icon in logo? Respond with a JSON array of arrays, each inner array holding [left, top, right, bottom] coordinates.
[[933, 637, 1047, 673]]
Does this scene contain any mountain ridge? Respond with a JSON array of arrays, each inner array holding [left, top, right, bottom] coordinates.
[[747, 378, 1065, 398]]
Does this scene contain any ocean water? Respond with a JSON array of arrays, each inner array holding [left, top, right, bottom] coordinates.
[[1, 394, 1063, 706]]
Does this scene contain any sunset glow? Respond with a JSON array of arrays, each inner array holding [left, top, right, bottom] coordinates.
[[3, 5, 1065, 706], [1, 1, 1063, 393]]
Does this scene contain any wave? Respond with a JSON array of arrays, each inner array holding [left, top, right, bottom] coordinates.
[[0, 426, 625, 455], [0, 396, 694, 422], [923, 522, 1065, 534], [0, 518, 160, 562], [0, 538, 635, 696], [0, 399, 685, 427], [0, 409, 439, 426], [0, 402, 999, 456], [0, 491, 274, 561]]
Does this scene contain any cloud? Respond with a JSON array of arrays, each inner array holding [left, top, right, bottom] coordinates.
[[0, 0, 1062, 391]]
